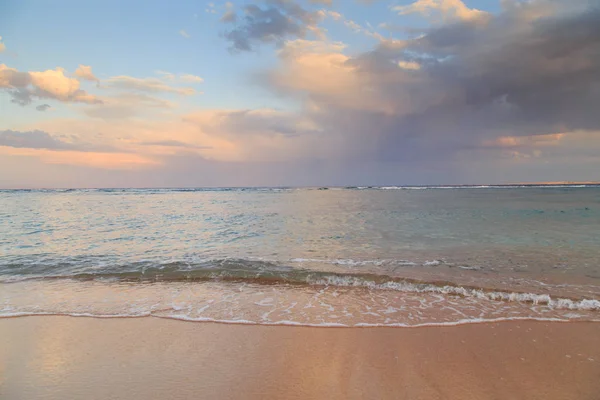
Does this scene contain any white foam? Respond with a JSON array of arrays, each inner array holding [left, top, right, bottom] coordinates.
[[289, 258, 417, 267], [423, 260, 442, 266], [352, 316, 579, 328], [309, 275, 600, 311], [255, 298, 274, 306], [2, 276, 599, 329], [157, 315, 349, 327], [458, 266, 481, 271], [290, 258, 385, 266]]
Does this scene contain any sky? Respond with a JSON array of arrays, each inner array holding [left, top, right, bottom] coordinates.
[[0, 0, 599, 188]]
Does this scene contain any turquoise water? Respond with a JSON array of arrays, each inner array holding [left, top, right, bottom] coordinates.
[[1, 186, 599, 326]]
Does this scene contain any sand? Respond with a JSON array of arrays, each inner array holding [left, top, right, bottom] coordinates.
[[1, 317, 599, 400]]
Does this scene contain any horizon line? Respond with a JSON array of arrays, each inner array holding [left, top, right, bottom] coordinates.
[[2, 182, 599, 191]]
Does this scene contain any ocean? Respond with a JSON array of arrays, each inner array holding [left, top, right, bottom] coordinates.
[[1, 186, 599, 327]]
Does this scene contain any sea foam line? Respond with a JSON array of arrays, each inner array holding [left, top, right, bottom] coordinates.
[[1, 311, 598, 328], [309, 275, 600, 311]]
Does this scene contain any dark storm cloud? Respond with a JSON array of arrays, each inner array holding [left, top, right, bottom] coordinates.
[[408, 3, 600, 131], [257, 0, 600, 167], [223, 0, 324, 51]]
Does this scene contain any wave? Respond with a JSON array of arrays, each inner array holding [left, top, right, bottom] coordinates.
[[375, 185, 597, 190], [2, 259, 599, 311], [0, 257, 425, 282], [309, 275, 600, 311]]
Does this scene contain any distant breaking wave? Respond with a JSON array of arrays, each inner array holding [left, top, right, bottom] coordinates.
[[0, 184, 598, 194]]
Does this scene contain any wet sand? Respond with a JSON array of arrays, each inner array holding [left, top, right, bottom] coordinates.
[[1, 317, 599, 400]]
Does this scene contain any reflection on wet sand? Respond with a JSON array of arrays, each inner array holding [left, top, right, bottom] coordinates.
[[1, 316, 599, 400]]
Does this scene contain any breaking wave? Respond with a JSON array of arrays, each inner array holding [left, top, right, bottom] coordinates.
[[2, 258, 599, 312]]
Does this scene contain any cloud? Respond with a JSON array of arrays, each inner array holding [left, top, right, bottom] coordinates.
[[221, 10, 237, 23], [0, 64, 102, 106], [222, 0, 326, 51], [251, 0, 600, 173], [154, 71, 203, 84], [325, 11, 342, 20], [0, 36, 5, 52], [14, 114, 232, 168], [83, 93, 175, 120], [179, 74, 204, 83], [155, 70, 176, 81], [180, 107, 338, 164], [105, 75, 196, 95], [138, 140, 212, 149], [4, 0, 600, 186], [179, 29, 191, 38], [260, 39, 393, 113], [393, 0, 489, 23], [309, 0, 332, 5], [36, 104, 51, 112], [38, 151, 157, 169], [320, 9, 385, 41], [74, 65, 99, 83], [344, 20, 361, 31], [221, 2, 237, 23], [397, 60, 420, 70], [206, 2, 220, 14], [185, 108, 321, 137], [0, 129, 116, 152]]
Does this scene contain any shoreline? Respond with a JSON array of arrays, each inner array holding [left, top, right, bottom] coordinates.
[[2, 313, 600, 328], [2, 316, 599, 399], [3, 276, 599, 328]]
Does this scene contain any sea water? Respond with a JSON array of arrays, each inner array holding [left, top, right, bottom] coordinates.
[[1, 186, 599, 326]]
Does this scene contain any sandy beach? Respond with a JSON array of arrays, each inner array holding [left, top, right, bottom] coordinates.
[[1, 317, 599, 400]]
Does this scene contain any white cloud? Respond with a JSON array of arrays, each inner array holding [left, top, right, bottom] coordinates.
[[325, 11, 342, 21], [267, 39, 397, 114], [157, 71, 203, 84], [393, 0, 488, 22], [75, 65, 99, 83], [0, 36, 5, 53], [179, 74, 204, 83], [344, 20, 362, 32], [179, 29, 191, 38], [0, 64, 102, 106]]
